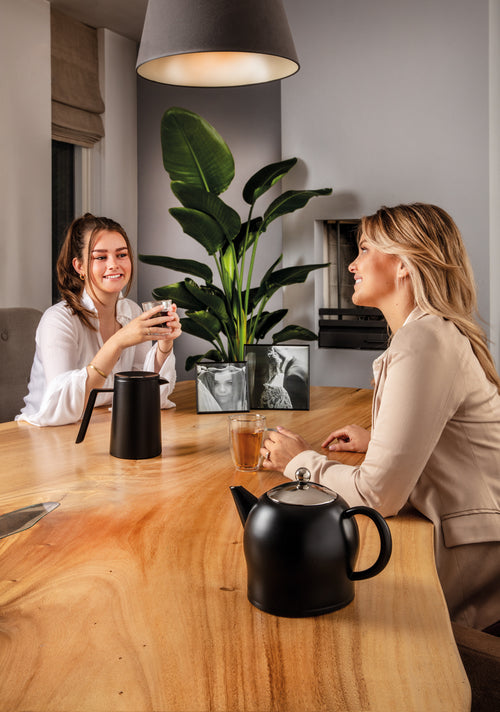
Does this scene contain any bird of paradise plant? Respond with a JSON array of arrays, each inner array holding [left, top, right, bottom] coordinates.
[[139, 107, 332, 370]]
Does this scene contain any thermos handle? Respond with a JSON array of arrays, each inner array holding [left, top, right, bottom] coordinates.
[[341, 506, 392, 581], [75, 388, 113, 444]]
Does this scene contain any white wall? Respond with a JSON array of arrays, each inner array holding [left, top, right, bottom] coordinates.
[[0, 0, 51, 309], [0, 1, 138, 311], [136, 82, 282, 380], [96, 28, 138, 300], [281, 0, 491, 387]]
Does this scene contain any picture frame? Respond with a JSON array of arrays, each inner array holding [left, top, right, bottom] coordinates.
[[244, 345, 310, 410], [195, 362, 250, 414]]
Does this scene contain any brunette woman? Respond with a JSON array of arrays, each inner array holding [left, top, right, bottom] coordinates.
[[17, 214, 181, 426]]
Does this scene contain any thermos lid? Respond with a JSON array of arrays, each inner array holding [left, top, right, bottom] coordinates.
[[266, 467, 338, 506], [115, 371, 159, 381]]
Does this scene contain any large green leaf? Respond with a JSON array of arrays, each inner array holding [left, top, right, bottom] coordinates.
[[161, 107, 234, 194], [220, 244, 237, 282], [186, 350, 224, 371], [243, 158, 297, 205], [272, 325, 318, 343], [254, 263, 329, 302], [152, 282, 205, 311], [231, 217, 263, 261], [261, 188, 332, 231], [171, 182, 241, 240], [245, 254, 283, 311], [252, 309, 288, 340], [139, 254, 213, 283], [170, 207, 226, 254], [182, 311, 222, 342], [184, 280, 230, 322]]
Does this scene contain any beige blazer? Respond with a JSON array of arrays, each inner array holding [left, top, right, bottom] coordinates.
[[285, 309, 500, 630]]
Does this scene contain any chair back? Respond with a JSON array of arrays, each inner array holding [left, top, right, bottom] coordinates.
[[452, 621, 500, 712], [0, 307, 42, 422]]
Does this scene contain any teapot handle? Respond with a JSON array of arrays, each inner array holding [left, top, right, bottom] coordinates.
[[75, 387, 113, 444], [341, 506, 392, 581]]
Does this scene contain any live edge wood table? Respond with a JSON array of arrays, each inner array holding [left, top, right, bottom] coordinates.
[[0, 382, 470, 712]]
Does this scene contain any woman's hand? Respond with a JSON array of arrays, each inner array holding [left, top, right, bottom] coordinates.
[[153, 304, 182, 358], [321, 424, 370, 453], [114, 304, 181, 352], [260, 426, 312, 473]]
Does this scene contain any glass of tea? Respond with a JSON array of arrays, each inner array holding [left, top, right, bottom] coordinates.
[[141, 299, 172, 328], [228, 413, 267, 472]]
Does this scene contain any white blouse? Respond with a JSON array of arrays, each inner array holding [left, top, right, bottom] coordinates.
[[16, 291, 177, 427]]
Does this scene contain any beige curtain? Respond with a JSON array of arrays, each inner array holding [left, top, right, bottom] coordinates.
[[51, 9, 104, 147]]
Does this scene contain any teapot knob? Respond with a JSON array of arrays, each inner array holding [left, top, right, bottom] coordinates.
[[295, 467, 311, 487]]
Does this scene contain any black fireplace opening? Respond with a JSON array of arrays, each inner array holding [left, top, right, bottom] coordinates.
[[319, 220, 388, 350]]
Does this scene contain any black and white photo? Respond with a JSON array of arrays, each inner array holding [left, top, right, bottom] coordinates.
[[195, 362, 249, 413], [244, 345, 310, 410]]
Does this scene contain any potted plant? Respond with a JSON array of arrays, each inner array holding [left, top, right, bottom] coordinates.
[[139, 107, 332, 370]]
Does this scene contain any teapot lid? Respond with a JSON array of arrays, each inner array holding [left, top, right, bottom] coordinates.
[[266, 468, 338, 506]]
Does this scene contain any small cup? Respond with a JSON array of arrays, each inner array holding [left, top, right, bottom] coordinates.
[[229, 414, 267, 472], [142, 299, 172, 328]]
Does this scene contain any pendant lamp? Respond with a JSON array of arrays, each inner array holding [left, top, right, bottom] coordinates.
[[136, 0, 299, 87]]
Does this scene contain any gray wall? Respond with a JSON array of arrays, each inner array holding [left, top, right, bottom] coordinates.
[[136, 0, 494, 388], [280, 0, 491, 387], [2, 0, 496, 393]]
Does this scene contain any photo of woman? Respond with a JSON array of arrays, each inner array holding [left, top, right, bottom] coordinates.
[[245, 345, 310, 410], [195, 363, 249, 413]]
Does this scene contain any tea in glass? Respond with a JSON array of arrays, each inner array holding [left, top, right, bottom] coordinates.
[[228, 414, 266, 472]]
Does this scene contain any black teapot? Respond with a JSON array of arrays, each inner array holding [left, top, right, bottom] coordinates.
[[230, 468, 392, 617], [76, 371, 167, 459]]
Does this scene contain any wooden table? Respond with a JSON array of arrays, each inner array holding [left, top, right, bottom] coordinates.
[[0, 382, 470, 712]]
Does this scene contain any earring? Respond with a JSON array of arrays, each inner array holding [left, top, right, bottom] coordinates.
[[79, 273, 85, 281]]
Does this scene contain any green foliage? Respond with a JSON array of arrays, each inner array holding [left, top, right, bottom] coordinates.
[[139, 107, 332, 370]]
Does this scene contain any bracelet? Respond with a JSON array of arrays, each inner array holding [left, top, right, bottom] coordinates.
[[88, 363, 108, 379], [157, 342, 171, 355]]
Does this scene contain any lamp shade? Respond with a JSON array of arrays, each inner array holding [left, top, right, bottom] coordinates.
[[136, 0, 299, 87]]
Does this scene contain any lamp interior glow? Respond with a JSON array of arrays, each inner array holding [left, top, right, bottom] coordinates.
[[137, 51, 299, 88]]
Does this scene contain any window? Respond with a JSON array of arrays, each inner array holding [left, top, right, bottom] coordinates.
[[51, 140, 75, 303]]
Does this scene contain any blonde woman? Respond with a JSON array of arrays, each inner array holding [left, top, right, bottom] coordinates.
[[262, 203, 500, 633], [17, 214, 181, 426]]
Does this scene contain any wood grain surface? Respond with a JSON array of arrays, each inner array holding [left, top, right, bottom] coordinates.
[[0, 382, 470, 711]]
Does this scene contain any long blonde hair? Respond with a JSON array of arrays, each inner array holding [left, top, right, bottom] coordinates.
[[361, 203, 500, 391]]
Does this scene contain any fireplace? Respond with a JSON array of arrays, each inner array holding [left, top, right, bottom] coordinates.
[[319, 220, 388, 350]]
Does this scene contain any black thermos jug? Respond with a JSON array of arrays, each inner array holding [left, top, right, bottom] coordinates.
[[76, 371, 167, 459]]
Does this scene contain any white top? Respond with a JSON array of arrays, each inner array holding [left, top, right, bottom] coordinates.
[[16, 291, 177, 427]]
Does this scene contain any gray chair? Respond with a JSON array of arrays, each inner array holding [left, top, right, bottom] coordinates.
[[0, 307, 42, 423], [452, 621, 500, 712]]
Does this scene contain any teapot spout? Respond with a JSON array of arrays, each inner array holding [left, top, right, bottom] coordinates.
[[230, 486, 258, 527]]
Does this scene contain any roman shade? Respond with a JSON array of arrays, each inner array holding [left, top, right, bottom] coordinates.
[[51, 8, 104, 147]]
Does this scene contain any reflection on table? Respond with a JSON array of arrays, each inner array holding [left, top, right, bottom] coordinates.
[[0, 382, 470, 711]]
